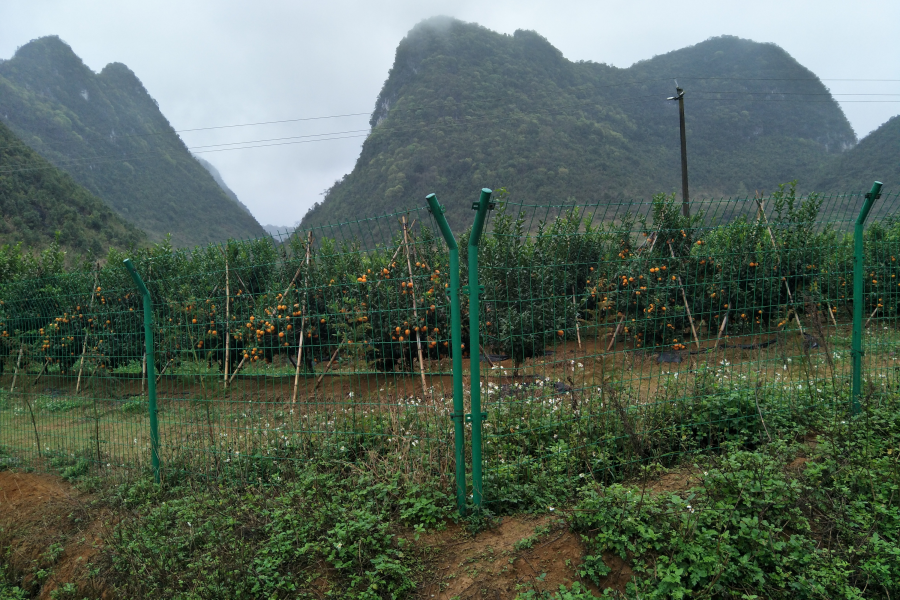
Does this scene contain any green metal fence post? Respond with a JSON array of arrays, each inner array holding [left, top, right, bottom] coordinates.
[[426, 193, 466, 516], [468, 188, 493, 509], [852, 181, 883, 415], [124, 259, 160, 483]]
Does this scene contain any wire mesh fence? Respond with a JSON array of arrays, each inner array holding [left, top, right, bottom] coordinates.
[[473, 186, 899, 508], [0, 185, 897, 514], [0, 207, 460, 487]]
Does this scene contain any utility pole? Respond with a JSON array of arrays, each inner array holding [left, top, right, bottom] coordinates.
[[667, 83, 690, 217]]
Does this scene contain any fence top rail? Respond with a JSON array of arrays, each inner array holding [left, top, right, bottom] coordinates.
[[483, 190, 900, 237]]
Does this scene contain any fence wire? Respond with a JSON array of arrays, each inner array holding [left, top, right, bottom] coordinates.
[[0, 189, 897, 510], [0, 208, 458, 486], [474, 189, 900, 507]]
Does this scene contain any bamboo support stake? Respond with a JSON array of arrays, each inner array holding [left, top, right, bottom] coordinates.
[[313, 343, 343, 391], [647, 230, 660, 255], [75, 264, 100, 394], [401, 215, 429, 399], [826, 302, 838, 327], [32, 359, 49, 386], [756, 196, 804, 334], [224, 247, 230, 389], [155, 358, 173, 384], [606, 315, 625, 353], [10, 346, 23, 393], [865, 305, 880, 328], [374, 220, 416, 290], [713, 314, 729, 351], [479, 344, 496, 368], [572, 292, 582, 349], [228, 355, 247, 384], [668, 243, 701, 350], [292, 233, 313, 404]]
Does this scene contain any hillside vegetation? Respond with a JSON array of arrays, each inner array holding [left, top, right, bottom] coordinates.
[[195, 156, 256, 217], [815, 115, 900, 192], [302, 17, 856, 231], [0, 119, 144, 259], [0, 36, 266, 246]]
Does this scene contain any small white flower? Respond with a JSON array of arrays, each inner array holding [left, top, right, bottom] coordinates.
[[548, 506, 555, 512]]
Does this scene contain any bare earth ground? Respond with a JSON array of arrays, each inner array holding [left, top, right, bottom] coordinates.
[[0, 471, 110, 599]]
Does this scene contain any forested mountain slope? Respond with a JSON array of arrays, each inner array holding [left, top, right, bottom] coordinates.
[[302, 17, 856, 231], [0, 119, 144, 255], [0, 36, 266, 246], [814, 115, 899, 192], [195, 156, 255, 218]]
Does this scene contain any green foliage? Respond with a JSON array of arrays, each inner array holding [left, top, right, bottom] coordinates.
[[0, 120, 144, 259], [106, 466, 435, 599], [515, 582, 600, 599], [0, 36, 266, 246], [0, 564, 28, 600], [568, 393, 900, 599], [302, 18, 855, 231]]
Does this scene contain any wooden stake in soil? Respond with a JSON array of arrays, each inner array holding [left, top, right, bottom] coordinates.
[[228, 355, 247, 385], [826, 302, 838, 327], [713, 313, 729, 351], [10, 346, 23, 393], [292, 232, 313, 404], [755, 195, 804, 334], [401, 215, 429, 400], [374, 221, 415, 291], [606, 315, 625, 353], [865, 305, 880, 328], [313, 343, 343, 392], [22, 393, 41, 458], [75, 264, 100, 394], [224, 246, 231, 389], [668, 243, 701, 350], [156, 358, 172, 384], [572, 292, 582, 349], [479, 344, 496, 368], [32, 359, 49, 386]]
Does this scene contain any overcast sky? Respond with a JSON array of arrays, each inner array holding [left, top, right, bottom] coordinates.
[[2, 0, 898, 226]]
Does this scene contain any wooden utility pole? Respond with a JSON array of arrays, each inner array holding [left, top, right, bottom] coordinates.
[[668, 84, 690, 217]]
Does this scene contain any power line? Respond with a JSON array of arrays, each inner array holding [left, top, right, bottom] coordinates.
[[0, 133, 371, 175], [175, 112, 370, 133], [3, 76, 898, 153], [2, 90, 896, 176]]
